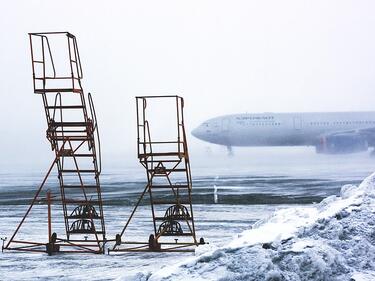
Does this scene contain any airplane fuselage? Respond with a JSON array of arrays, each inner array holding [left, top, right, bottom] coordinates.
[[192, 112, 375, 148]]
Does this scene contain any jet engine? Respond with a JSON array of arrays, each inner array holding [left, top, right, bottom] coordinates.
[[316, 134, 368, 154]]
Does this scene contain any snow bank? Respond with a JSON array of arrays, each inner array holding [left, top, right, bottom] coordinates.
[[143, 172, 375, 281]]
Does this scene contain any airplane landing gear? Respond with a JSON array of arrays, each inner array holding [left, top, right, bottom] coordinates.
[[227, 146, 234, 157]]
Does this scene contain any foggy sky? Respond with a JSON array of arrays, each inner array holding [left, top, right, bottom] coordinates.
[[1, 0, 375, 170]]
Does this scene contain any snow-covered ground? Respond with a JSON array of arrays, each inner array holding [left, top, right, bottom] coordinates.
[[2, 151, 375, 280], [142, 173, 375, 281], [0, 204, 283, 280]]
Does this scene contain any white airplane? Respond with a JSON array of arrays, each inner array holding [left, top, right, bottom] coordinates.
[[191, 112, 375, 154]]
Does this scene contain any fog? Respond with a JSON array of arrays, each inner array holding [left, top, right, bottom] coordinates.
[[1, 0, 375, 171]]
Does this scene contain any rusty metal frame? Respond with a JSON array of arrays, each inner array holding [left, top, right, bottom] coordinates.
[[4, 32, 105, 255], [110, 95, 204, 253]]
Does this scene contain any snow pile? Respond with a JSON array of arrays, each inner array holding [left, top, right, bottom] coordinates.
[[145, 172, 375, 281]]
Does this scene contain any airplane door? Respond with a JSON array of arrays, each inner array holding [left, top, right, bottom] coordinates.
[[293, 117, 302, 130], [222, 118, 231, 133]]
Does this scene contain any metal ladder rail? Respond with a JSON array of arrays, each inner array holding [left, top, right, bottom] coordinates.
[[39, 92, 72, 239], [65, 139, 102, 251], [50, 93, 72, 238], [29, 34, 56, 93], [45, 81, 103, 245], [87, 93, 106, 238], [67, 34, 83, 91], [144, 96, 195, 241], [143, 119, 158, 236], [43, 92, 103, 242], [29, 32, 83, 93], [179, 96, 197, 243], [181, 124, 197, 244]]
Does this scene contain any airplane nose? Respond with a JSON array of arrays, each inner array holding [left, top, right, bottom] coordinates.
[[191, 126, 203, 139]]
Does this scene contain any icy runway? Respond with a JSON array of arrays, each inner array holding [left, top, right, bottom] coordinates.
[[2, 173, 375, 280], [1, 150, 375, 280], [0, 204, 280, 280]]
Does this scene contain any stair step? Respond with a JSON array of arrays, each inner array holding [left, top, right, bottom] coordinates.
[[63, 199, 101, 204], [67, 230, 104, 234], [67, 215, 102, 219], [150, 169, 187, 173], [50, 130, 87, 133], [139, 152, 185, 158], [61, 170, 97, 173], [156, 233, 193, 237], [62, 185, 99, 189], [50, 136, 91, 141], [46, 105, 85, 109], [152, 200, 191, 205], [50, 122, 90, 127], [141, 160, 182, 163], [34, 88, 82, 94], [64, 154, 95, 157], [154, 217, 192, 221], [151, 185, 189, 189]]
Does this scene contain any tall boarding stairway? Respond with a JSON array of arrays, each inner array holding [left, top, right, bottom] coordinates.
[[4, 32, 105, 254]]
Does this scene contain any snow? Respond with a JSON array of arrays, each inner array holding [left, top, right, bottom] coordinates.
[[0, 204, 270, 280], [143, 172, 375, 281], [351, 272, 375, 281], [2, 170, 375, 280]]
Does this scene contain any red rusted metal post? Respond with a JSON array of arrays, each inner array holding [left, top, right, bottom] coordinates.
[[47, 190, 52, 243]]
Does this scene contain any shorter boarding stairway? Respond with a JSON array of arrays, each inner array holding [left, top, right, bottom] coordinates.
[[111, 95, 204, 253]]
